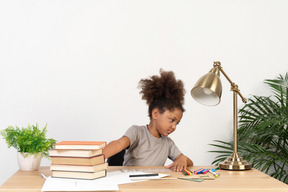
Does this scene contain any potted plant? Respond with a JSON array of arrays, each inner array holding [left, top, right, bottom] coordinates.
[[209, 72, 288, 183], [0, 123, 56, 171]]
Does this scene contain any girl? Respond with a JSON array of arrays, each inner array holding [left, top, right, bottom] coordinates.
[[103, 69, 193, 172]]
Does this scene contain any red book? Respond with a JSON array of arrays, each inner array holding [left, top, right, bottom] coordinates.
[[54, 141, 107, 150]]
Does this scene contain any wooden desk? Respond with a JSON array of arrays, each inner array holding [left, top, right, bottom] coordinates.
[[1, 166, 288, 192]]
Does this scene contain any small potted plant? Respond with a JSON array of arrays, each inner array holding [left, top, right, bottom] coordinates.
[[0, 123, 56, 171]]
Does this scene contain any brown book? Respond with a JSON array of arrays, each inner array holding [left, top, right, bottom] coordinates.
[[49, 148, 103, 157], [54, 141, 107, 150], [50, 155, 105, 166], [52, 170, 107, 180], [50, 163, 108, 173]]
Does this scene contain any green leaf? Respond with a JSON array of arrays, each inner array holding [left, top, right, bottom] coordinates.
[[0, 123, 56, 158], [209, 72, 288, 184]]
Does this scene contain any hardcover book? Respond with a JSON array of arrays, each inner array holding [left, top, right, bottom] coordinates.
[[50, 163, 108, 172], [49, 148, 103, 157], [52, 169, 107, 180], [54, 141, 107, 150], [50, 154, 105, 166]]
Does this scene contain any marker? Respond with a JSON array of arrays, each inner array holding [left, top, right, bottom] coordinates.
[[41, 174, 47, 180], [202, 168, 210, 174], [186, 169, 193, 175], [194, 168, 204, 174], [182, 169, 193, 176], [181, 170, 188, 175], [211, 167, 219, 172], [129, 173, 159, 177], [209, 170, 220, 178]]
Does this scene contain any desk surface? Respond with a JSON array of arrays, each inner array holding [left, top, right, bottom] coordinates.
[[1, 166, 288, 192]]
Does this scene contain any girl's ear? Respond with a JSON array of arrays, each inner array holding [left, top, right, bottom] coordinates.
[[151, 108, 159, 120]]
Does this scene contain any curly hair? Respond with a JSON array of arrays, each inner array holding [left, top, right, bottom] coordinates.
[[138, 69, 185, 119]]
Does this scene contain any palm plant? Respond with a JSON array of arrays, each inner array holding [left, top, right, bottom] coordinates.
[[210, 72, 288, 183]]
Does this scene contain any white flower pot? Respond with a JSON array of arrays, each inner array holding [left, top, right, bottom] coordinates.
[[17, 152, 42, 171]]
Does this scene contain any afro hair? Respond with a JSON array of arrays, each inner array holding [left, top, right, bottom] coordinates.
[[138, 69, 185, 118]]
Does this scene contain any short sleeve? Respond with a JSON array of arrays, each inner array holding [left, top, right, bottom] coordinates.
[[167, 138, 182, 161], [123, 125, 139, 148]]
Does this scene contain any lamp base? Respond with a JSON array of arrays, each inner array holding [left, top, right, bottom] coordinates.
[[219, 152, 252, 170]]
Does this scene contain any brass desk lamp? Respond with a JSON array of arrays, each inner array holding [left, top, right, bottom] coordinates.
[[190, 61, 252, 170]]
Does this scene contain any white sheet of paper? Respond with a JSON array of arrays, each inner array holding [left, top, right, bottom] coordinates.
[[41, 171, 169, 191], [107, 171, 169, 184], [41, 177, 119, 191]]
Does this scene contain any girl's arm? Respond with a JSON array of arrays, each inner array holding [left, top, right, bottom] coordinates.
[[103, 136, 130, 159]]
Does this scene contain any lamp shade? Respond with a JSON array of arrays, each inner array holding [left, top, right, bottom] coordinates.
[[190, 67, 222, 106]]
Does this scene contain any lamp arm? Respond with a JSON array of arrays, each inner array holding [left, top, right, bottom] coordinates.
[[214, 62, 247, 103], [211, 62, 252, 170]]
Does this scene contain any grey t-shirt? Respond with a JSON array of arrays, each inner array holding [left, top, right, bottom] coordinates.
[[123, 125, 182, 166]]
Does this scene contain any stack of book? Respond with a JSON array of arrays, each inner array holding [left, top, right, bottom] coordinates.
[[49, 141, 108, 180]]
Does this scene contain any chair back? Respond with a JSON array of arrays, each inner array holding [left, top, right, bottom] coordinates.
[[107, 149, 125, 166]]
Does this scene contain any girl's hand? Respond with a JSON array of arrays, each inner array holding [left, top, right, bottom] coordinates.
[[165, 154, 191, 172]]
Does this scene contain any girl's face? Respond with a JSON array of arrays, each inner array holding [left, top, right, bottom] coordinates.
[[153, 108, 183, 137]]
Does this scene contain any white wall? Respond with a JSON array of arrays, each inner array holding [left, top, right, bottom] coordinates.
[[0, 0, 288, 185]]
